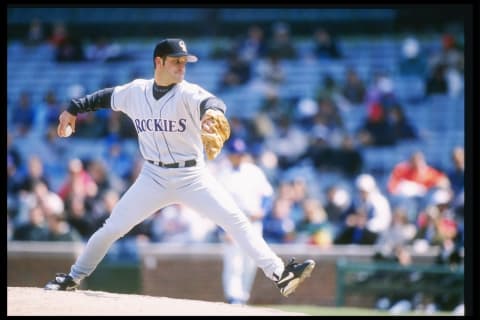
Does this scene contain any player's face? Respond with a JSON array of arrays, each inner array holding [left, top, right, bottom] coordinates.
[[228, 153, 243, 167], [163, 56, 188, 83]]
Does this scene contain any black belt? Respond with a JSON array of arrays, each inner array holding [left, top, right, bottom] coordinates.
[[147, 159, 197, 168]]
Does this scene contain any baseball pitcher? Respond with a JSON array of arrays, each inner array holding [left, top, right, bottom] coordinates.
[[44, 38, 315, 298]]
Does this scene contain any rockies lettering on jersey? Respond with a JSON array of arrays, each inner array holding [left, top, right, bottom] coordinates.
[[133, 118, 187, 133], [111, 78, 220, 163]]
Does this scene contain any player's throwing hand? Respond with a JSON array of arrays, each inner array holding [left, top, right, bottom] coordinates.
[[57, 110, 76, 138]]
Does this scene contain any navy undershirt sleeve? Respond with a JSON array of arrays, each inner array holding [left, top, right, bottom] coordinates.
[[199, 96, 226, 119], [67, 88, 114, 115]]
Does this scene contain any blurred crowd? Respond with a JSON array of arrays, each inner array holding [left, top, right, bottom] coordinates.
[[8, 19, 465, 313]]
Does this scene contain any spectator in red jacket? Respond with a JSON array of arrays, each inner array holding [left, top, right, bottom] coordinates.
[[387, 151, 450, 221], [388, 151, 450, 197]]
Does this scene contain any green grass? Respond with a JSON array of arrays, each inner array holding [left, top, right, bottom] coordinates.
[[262, 305, 454, 316]]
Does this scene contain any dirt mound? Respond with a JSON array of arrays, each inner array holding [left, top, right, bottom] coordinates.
[[7, 287, 304, 316]]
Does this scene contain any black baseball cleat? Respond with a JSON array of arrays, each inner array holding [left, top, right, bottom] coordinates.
[[274, 258, 315, 297], [44, 273, 79, 291]]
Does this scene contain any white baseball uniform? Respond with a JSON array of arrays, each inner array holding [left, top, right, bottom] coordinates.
[[215, 159, 274, 304], [67, 78, 285, 283]]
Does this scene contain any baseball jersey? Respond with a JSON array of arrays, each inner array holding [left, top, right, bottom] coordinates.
[[216, 161, 274, 218], [111, 78, 219, 163]]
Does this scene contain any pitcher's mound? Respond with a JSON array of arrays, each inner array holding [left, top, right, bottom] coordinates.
[[7, 287, 304, 316]]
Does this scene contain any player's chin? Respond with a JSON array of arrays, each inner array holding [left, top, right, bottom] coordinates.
[[172, 75, 184, 83]]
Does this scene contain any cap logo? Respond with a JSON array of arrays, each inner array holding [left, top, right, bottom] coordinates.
[[179, 40, 187, 53]]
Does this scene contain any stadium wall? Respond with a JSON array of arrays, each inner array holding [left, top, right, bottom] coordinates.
[[7, 242, 440, 307]]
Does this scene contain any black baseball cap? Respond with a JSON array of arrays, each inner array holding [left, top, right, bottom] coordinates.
[[153, 38, 198, 63]]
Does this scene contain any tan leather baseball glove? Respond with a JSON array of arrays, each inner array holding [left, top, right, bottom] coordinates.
[[201, 109, 231, 160]]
